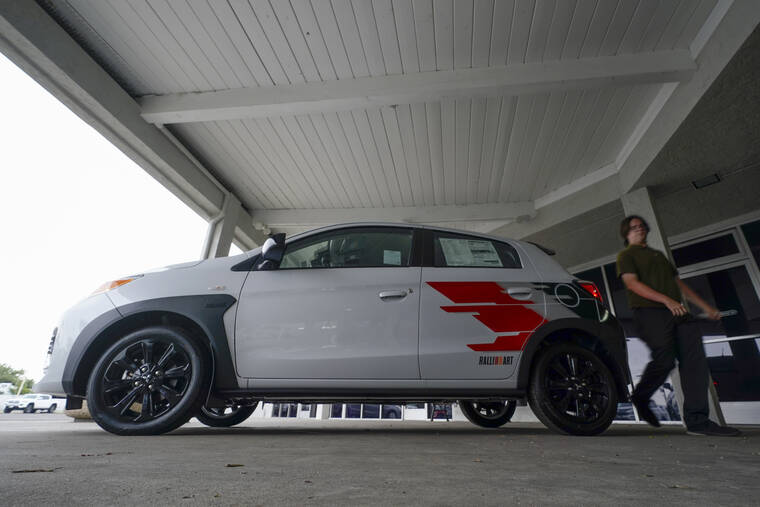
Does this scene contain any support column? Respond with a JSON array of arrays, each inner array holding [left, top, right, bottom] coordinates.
[[201, 194, 242, 259], [621, 187, 725, 426], [316, 404, 330, 420]]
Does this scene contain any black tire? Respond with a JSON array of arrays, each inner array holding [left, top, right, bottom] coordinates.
[[196, 403, 257, 427], [48, 404, 57, 414], [24, 404, 34, 413], [528, 342, 618, 436], [459, 400, 517, 428], [86, 326, 208, 436], [3, 407, 11, 413]]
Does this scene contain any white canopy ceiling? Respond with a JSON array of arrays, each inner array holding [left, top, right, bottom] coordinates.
[[2, 0, 758, 246]]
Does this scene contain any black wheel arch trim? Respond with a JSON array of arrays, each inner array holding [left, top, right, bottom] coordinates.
[[62, 295, 238, 396], [517, 317, 631, 400]]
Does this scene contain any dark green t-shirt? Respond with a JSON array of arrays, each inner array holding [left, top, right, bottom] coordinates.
[[616, 244, 682, 309]]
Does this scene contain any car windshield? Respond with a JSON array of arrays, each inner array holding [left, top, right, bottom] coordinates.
[[22, 394, 36, 398]]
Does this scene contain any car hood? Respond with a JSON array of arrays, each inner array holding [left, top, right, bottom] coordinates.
[[141, 259, 205, 274]]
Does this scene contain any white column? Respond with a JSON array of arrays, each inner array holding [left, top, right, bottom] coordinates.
[[621, 187, 725, 426], [201, 194, 242, 259], [314, 404, 328, 419]]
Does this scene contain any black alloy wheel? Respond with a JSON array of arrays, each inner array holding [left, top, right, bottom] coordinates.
[[459, 400, 517, 428], [87, 327, 207, 435], [197, 403, 258, 427], [528, 343, 618, 436]]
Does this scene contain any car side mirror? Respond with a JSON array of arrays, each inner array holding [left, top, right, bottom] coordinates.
[[260, 233, 286, 266]]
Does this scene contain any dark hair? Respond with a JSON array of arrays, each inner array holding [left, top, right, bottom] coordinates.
[[620, 215, 649, 246]]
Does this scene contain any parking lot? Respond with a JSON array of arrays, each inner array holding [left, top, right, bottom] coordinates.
[[1, 412, 758, 506]]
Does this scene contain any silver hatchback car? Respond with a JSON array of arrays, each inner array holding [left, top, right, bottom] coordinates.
[[37, 223, 630, 436]]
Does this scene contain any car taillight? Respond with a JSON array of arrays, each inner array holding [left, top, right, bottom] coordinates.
[[578, 281, 603, 305]]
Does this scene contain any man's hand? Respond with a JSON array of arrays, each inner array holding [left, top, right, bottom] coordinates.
[[664, 297, 688, 317], [622, 273, 683, 313], [676, 278, 720, 320], [702, 306, 721, 320]]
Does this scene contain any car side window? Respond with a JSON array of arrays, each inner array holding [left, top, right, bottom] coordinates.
[[279, 228, 414, 269], [433, 232, 521, 268]]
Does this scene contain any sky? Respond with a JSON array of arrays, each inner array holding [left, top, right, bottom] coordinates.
[[0, 53, 235, 382]]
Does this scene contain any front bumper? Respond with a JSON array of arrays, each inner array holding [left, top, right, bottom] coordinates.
[[34, 293, 117, 397]]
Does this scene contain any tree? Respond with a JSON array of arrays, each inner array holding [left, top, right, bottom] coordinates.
[[0, 363, 35, 394]]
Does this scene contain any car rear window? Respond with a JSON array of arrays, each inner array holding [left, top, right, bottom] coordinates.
[[433, 232, 521, 268]]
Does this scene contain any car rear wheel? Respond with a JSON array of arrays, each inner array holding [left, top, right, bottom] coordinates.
[[528, 342, 618, 436], [459, 400, 517, 428], [196, 403, 257, 427], [86, 327, 207, 436]]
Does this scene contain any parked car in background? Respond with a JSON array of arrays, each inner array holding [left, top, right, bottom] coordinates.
[[382, 405, 402, 419], [4, 394, 59, 413]]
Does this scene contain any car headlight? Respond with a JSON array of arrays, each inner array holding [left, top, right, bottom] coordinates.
[[90, 275, 142, 295]]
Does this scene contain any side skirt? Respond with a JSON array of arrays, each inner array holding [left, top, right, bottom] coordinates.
[[211, 388, 526, 406]]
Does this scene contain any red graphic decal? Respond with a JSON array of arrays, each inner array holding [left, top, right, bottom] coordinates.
[[427, 281, 530, 305], [468, 333, 533, 352], [440, 305, 545, 332], [428, 281, 547, 352]]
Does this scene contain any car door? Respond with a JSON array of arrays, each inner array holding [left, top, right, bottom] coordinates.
[[235, 226, 421, 380], [419, 230, 546, 380]]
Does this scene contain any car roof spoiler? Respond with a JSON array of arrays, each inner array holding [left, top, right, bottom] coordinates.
[[527, 242, 556, 256]]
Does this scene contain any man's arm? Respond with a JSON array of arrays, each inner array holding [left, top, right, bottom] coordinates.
[[621, 273, 688, 316], [676, 278, 720, 320]]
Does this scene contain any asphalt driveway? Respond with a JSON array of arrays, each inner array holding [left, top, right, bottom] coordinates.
[[1, 413, 758, 506]]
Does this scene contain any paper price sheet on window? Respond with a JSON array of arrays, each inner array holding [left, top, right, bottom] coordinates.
[[439, 238, 503, 267]]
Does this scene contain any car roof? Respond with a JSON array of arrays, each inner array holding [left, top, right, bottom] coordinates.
[[282, 222, 521, 246]]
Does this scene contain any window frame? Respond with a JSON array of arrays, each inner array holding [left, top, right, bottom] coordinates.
[[422, 229, 522, 269], [262, 226, 422, 271], [670, 230, 746, 274]]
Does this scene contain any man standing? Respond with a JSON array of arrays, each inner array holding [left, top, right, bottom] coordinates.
[[616, 215, 740, 436]]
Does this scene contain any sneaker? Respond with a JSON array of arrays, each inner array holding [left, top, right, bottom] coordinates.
[[686, 421, 741, 436], [632, 397, 661, 428]]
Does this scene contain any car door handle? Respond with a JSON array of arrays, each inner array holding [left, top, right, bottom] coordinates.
[[507, 287, 533, 300], [378, 290, 409, 300]]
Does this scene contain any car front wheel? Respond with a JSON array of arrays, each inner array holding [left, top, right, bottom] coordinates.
[[86, 327, 207, 436], [459, 400, 517, 428], [48, 404, 57, 414], [196, 403, 257, 427], [528, 342, 618, 436], [23, 404, 34, 413]]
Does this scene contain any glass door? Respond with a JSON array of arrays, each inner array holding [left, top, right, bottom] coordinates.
[[680, 262, 760, 424]]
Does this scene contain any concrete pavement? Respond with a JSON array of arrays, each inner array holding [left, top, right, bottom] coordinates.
[[1, 412, 758, 506]]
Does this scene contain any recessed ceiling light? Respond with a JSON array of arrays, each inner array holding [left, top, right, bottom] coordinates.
[[691, 173, 721, 189]]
